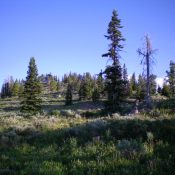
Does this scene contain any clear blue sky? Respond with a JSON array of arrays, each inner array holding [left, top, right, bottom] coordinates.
[[0, 0, 175, 87]]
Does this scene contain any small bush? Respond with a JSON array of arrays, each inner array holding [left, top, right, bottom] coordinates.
[[60, 110, 75, 117], [50, 109, 60, 116]]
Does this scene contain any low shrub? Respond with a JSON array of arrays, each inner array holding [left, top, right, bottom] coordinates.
[[50, 109, 60, 116]]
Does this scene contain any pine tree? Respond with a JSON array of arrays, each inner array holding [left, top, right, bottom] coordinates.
[[1, 81, 11, 98], [79, 76, 88, 100], [50, 79, 57, 92], [1, 83, 6, 98], [96, 72, 105, 96], [56, 78, 60, 92], [157, 86, 162, 94], [18, 83, 24, 98], [17, 79, 25, 98], [102, 10, 125, 112], [1, 83, 7, 98], [65, 83, 72, 105], [150, 74, 157, 95], [162, 83, 171, 97], [136, 74, 146, 100], [20, 57, 42, 114], [166, 60, 175, 97], [78, 73, 94, 100], [11, 79, 19, 97], [130, 73, 137, 92], [122, 64, 130, 97], [92, 84, 100, 102]]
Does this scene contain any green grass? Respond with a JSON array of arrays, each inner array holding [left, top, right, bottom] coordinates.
[[0, 97, 175, 174]]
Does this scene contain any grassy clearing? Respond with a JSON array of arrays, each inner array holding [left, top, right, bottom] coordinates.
[[0, 98, 175, 174]]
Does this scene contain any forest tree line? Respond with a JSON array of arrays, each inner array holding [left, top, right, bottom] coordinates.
[[0, 10, 175, 114], [1, 62, 175, 100]]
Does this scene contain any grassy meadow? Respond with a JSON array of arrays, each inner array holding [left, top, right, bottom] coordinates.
[[0, 96, 175, 175]]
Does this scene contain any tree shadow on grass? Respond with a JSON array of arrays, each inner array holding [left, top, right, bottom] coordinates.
[[2, 106, 20, 112], [1, 117, 175, 174]]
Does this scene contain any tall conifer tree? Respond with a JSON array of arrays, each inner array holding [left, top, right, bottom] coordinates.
[[102, 10, 125, 112], [20, 57, 42, 114], [65, 83, 73, 106]]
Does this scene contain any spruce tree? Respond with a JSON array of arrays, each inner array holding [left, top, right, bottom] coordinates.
[[102, 10, 125, 112], [50, 79, 58, 92], [56, 79, 61, 92], [162, 83, 171, 97], [166, 60, 175, 97], [157, 86, 162, 94], [92, 85, 100, 102], [96, 73, 105, 96], [122, 64, 130, 97], [1, 81, 11, 98], [79, 78, 89, 100], [78, 73, 94, 100], [130, 73, 137, 92], [11, 79, 19, 97], [20, 57, 42, 114], [149, 74, 157, 95], [1, 83, 7, 98], [136, 74, 146, 100], [65, 83, 72, 105], [18, 80, 25, 98], [79, 79, 85, 101]]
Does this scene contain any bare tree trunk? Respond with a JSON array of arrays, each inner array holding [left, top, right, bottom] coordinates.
[[138, 35, 156, 110], [146, 53, 150, 98], [146, 52, 151, 108]]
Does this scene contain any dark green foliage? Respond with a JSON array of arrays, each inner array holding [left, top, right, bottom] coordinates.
[[92, 86, 100, 102], [78, 80, 85, 101], [11, 80, 19, 97], [79, 73, 94, 100], [18, 83, 24, 98], [92, 73, 105, 102], [166, 60, 175, 97], [130, 73, 137, 92], [39, 74, 60, 93], [65, 83, 72, 106], [162, 83, 171, 97], [96, 73, 105, 96], [157, 85, 162, 94], [1, 82, 11, 98], [20, 57, 42, 114], [136, 74, 146, 100], [102, 10, 125, 62], [0, 77, 14, 98], [49, 79, 58, 92], [56, 79, 61, 92], [78, 76, 87, 101], [122, 64, 130, 97], [62, 72, 82, 92], [157, 98, 175, 112], [1, 117, 175, 175], [102, 10, 126, 112], [104, 64, 124, 111], [136, 74, 156, 99], [150, 74, 157, 95]]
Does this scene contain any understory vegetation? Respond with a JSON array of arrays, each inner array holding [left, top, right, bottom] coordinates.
[[0, 97, 175, 175]]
